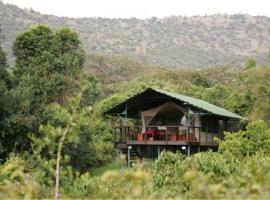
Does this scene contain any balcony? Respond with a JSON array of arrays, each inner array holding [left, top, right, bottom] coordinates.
[[113, 125, 221, 148]]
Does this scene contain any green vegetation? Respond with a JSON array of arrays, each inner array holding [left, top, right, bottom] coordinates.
[[0, 23, 270, 199], [90, 162, 117, 176]]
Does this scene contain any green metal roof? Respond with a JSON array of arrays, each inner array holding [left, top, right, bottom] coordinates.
[[153, 88, 243, 119], [106, 87, 243, 119]]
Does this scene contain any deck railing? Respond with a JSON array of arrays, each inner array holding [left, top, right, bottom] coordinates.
[[113, 125, 204, 145]]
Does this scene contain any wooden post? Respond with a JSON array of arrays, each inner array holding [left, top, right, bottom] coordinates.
[[166, 127, 168, 144], [157, 146, 161, 158], [120, 127, 122, 143], [145, 127, 147, 144], [124, 126, 127, 142], [187, 127, 189, 142], [199, 127, 201, 145], [128, 126, 130, 141]]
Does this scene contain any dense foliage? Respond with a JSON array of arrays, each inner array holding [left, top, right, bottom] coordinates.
[[0, 25, 113, 169]]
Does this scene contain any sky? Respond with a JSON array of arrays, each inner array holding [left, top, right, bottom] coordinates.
[[3, 0, 270, 18]]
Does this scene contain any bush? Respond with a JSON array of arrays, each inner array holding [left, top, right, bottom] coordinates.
[[219, 120, 270, 157], [191, 151, 237, 182], [67, 169, 152, 199], [0, 156, 49, 199], [152, 151, 189, 197]]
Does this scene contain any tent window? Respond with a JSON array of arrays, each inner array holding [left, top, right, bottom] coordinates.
[[149, 111, 183, 126], [201, 117, 219, 133]]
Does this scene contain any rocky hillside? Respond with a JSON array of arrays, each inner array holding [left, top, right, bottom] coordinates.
[[1, 2, 270, 67]]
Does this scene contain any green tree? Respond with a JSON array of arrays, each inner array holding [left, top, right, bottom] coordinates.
[[0, 31, 13, 159], [2, 25, 85, 158], [28, 91, 112, 198], [12, 25, 85, 104], [239, 64, 270, 124]]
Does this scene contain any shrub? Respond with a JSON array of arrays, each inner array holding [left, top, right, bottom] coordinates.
[[191, 151, 237, 182], [152, 151, 189, 197], [0, 156, 49, 199], [219, 120, 270, 157]]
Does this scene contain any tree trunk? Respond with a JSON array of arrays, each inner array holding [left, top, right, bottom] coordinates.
[[54, 124, 70, 200]]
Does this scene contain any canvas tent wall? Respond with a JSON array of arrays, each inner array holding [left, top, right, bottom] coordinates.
[[140, 101, 200, 138], [141, 101, 187, 127]]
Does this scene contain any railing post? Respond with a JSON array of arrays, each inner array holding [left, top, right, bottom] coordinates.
[[124, 126, 127, 142], [135, 127, 136, 141], [145, 127, 147, 144], [187, 127, 189, 142], [199, 127, 201, 145], [120, 127, 122, 143], [126, 126, 128, 141], [133, 126, 135, 140], [128, 126, 130, 141], [166, 127, 168, 144], [133, 126, 136, 141]]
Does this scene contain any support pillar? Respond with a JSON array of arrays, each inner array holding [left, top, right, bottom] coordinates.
[[127, 146, 131, 167], [187, 145, 191, 157], [157, 146, 161, 158]]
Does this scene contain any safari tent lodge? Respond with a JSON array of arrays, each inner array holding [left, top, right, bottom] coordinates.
[[105, 88, 242, 164]]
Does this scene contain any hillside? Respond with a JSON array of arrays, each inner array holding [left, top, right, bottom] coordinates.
[[1, 2, 270, 67]]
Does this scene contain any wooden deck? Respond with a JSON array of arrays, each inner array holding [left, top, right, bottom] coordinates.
[[127, 140, 195, 145], [114, 125, 221, 149], [116, 140, 218, 149], [116, 141, 218, 149]]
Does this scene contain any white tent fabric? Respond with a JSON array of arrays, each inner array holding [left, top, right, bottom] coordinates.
[[140, 101, 200, 138], [141, 101, 188, 132]]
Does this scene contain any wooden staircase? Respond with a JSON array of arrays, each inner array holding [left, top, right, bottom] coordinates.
[[121, 146, 142, 167]]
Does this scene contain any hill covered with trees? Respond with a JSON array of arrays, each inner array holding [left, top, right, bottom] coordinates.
[[1, 1, 270, 68]]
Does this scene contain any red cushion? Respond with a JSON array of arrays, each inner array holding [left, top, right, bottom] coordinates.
[[145, 129, 158, 135]]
